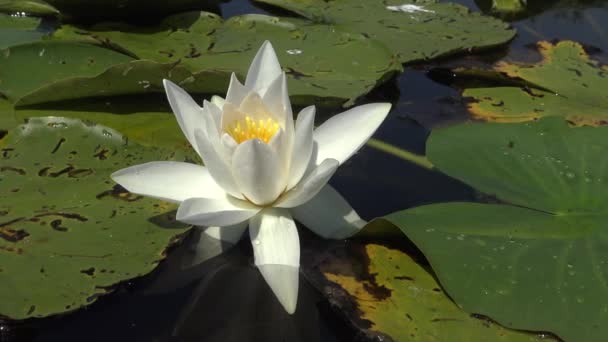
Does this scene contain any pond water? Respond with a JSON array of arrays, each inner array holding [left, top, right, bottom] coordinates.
[[2, 0, 608, 341]]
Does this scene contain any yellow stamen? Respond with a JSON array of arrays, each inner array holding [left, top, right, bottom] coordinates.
[[227, 116, 280, 144]]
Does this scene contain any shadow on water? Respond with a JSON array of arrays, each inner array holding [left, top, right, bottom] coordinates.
[[4, 0, 608, 341]]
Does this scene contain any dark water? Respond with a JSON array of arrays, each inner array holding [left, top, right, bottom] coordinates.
[[4, 0, 608, 341]]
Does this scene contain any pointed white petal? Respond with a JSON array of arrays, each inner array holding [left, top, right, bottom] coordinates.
[[203, 100, 222, 134], [263, 73, 293, 129], [291, 185, 366, 239], [245, 41, 282, 97], [111, 161, 225, 202], [220, 133, 238, 156], [194, 129, 242, 198], [312, 103, 391, 166], [258, 264, 299, 314], [231, 139, 285, 205], [287, 106, 315, 189], [163, 79, 204, 154], [182, 221, 248, 268], [225, 73, 249, 106], [177, 196, 260, 227], [250, 208, 300, 314], [277, 158, 338, 208], [210, 95, 225, 109]]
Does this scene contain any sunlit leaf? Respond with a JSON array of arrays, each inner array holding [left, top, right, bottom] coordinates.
[[0, 117, 192, 319], [372, 117, 608, 341]]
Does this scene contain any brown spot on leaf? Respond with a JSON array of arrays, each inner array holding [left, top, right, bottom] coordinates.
[[0, 166, 25, 175]]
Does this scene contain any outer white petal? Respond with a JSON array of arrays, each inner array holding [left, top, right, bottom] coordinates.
[[182, 222, 248, 268], [225, 73, 249, 106], [245, 41, 282, 97], [177, 196, 260, 227], [312, 103, 391, 166], [291, 185, 366, 239], [203, 100, 222, 134], [287, 106, 315, 189], [231, 139, 285, 205], [111, 161, 225, 202], [262, 73, 293, 130], [163, 79, 204, 154], [210, 95, 225, 109], [194, 129, 242, 198], [249, 208, 300, 314], [277, 158, 339, 208]]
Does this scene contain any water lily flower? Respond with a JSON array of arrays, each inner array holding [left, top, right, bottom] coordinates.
[[111, 41, 391, 314]]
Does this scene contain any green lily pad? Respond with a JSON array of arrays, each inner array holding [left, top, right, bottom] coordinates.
[[0, 117, 192, 319], [0, 41, 133, 101], [0, 13, 44, 49], [302, 240, 550, 341], [0, 0, 59, 16], [371, 117, 608, 341], [51, 13, 401, 107], [462, 41, 608, 125], [2, 96, 189, 149], [253, 0, 515, 64]]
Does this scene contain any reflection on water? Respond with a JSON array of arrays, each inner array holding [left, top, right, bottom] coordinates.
[[4, 0, 608, 341]]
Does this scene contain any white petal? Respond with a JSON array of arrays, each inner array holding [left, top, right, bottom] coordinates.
[[312, 103, 391, 166], [163, 79, 204, 154], [238, 92, 272, 121], [220, 102, 248, 133], [210, 95, 225, 109], [231, 139, 285, 205], [262, 73, 293, 129], [221, 133, 238, 156], [291, 185, 366, 239], [249, 208, 300, 314], [203, 100, 222, 134], [183, 221, 248, 268], [225, 73, 249, 106], [245, 41, 282, 97], [177, 196, 260, 227], [259, 264, 299, 314], [287, 106, 315, 189], [111, 161, 225, 202], [200, 223, 248, 243], [194, 129, 242, 198], [277, 158, 339, 208]]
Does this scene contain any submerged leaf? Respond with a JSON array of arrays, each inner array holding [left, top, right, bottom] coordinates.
[[0, 117, 192, 319]]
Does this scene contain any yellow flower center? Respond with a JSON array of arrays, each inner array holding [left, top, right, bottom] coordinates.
[[227, 116, 279, 144]]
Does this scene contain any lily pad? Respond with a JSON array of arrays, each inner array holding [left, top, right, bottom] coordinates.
[[0, 0, 59, 16], [0, 13, 44, 49], [253, 0, 515, 64], [0, 117, 192, 319], [302, 240, 549, 341], [51, 13, 401, 107], [372, 117, 608, 341], [462, 41, 608, 125], [1, 96, 188, 149], [0, 41, 133, 101]]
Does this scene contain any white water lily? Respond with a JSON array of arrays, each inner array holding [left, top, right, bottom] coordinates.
[[111, 41, 391, 314]]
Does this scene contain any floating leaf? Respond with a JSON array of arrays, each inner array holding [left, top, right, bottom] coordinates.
[[0, 0, 59, 16], [0, 117, 192, 319], [302, 240, 549, 341], [0, 41, 133, 101], [462, 41, 608, 125], [373, 117, 608, 341], [0, 13, 44, 49], [1, 96, 188, 149], [51, 13, 401, 107], [253, 0, 515, 64]]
